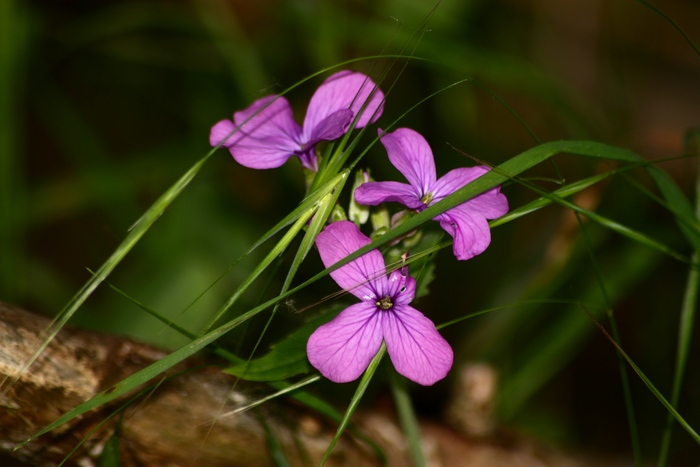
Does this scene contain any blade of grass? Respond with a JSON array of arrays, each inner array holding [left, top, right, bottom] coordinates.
[[319, 344, 386, 466], [575, 211, 641, 465], [200, 170, 348, 332], [657, 130, 700, 466], [2, 150, 215, 394], [587, 308, 700, 446], [499, 242, 661, 418], [390, 371, 424, 467]]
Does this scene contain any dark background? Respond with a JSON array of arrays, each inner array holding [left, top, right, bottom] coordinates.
[[1, 0, 699, 463]]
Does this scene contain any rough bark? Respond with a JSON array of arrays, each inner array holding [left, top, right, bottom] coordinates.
[[0, 301, 627, 466]]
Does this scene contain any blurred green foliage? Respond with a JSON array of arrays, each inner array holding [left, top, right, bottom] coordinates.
[[2, 0, 699, 463]]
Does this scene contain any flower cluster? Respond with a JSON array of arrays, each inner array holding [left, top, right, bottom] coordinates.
[[355, 127, 508, 261], [211, 71, 508, 385], [210, 70, 384, 172]]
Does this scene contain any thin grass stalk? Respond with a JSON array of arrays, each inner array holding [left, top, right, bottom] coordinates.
[[390, 371, 425, 467], [574, 212, 641, 466], [657, 131, 700, 466]]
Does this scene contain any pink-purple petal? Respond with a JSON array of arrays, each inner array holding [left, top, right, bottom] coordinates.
[[209, 119, 240, 148], [303, 71, 384, 141], [382, 305, 453, 386], [462, 187, 509, 219], [225, 135, 300, 169], [307, 302, 383, 383], [431, 166, 490, 201], [436, 204, 492, 260], [305, 109, 354, 148], [380, 128, 436, 196], [315, 221, 385, 301], [233, 95, 302, 142], [383, 271, 416, 307], [354, 181, 424, 210]]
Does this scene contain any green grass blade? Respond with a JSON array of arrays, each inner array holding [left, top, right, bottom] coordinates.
[[499, 242, 661, 418], [589, 312, 700, 446], [657, 131, 700, 466], [319, 345, 386, 466], [3, 151, 215, 393], [201, 170, 348, 332], [317, 141, 645, 286], [635, 0, 700, 57], [575, 212, 641, 465], [390, 371, 424, 467], [219, 376, 320, 420], [16, 291, 301, 446]]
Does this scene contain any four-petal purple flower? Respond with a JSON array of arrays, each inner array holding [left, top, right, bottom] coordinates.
[[307, 220, 453, 386], [354, 128, 509, 260], [210, 71, 384, 171]]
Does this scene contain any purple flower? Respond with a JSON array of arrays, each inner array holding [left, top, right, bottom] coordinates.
[[307, 220, 453, 386], [210, 71, 384, 171], [354, 128, 508, 260]]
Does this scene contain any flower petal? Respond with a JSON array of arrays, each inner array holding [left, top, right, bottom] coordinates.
[[234, 95, 302, 141], [435, 204, 492, 260], [354, 181, 424, 210], [226, 135, 302, 169], [316, 221, 386, 301], [210, 119, 241, 147], [303, 71, 384, 141], [305, 109, 354, 148], [382, 270, 416, 307], [217, 95, 303, 169], [433, 166, 509, 219], [382, 305, 453, 386], [307, 302, 383, 383], [431, 166, 489, 200], [380, 128, 436, 197]]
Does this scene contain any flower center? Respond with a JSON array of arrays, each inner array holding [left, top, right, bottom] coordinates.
[[420, 192, 433, 205], [376, 296, 393, 310]]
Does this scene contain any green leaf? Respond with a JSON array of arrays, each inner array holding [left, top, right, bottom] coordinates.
[[96, 431, 122, 467], [225, 305, 343, 382]]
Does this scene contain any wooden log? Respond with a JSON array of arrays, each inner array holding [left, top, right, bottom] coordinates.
[[0, 301, 628, 466]]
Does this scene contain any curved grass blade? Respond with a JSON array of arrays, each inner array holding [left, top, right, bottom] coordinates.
[[201, 170, 348, 332], [2, 150, 215, 394], [16, 293, 298, 446], [587, 308, 700, 446], [635, 0, 700, 57]]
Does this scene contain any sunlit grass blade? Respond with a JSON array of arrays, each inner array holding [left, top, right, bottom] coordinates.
[[390, 371, 424, 467], [491, 164, 640, 228], [16, 292, 296, 446], [319, 345, 386, 466], [235, 180, 347, 381], [2, 151, 215, 394], [201, 170, 348, 332], [322, 140, 649, 280], [218, 376, 320, 420]]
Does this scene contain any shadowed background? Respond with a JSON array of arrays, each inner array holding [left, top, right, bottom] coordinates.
[[1, 0, 699, 464]]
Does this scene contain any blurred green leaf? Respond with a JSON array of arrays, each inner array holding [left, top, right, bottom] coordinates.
[[225, 305, 343, 382]]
